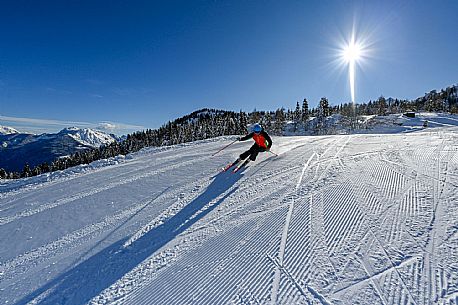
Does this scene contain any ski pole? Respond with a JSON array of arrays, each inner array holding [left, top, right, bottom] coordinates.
[[268, 150, 279, 157], [211, 138, 238, 156]]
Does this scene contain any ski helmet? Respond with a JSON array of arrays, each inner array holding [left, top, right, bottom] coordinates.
[[252, 123, 262, 133]]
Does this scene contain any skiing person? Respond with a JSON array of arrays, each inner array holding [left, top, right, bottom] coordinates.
[[223, 123, 273, 172]]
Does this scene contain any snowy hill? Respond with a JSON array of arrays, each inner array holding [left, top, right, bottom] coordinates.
[[284, 112, 458, 136], [57, 127, 116, 148], [1, 126, 457, 304], [0, 127, 116, 172], [0, 125, 19, 135]]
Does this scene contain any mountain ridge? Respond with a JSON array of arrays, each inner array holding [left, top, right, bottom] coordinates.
[[0, 127, 117, 172], [0, 125, 20, 135]]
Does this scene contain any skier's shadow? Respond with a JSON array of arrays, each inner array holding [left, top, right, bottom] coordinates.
[[14, 168, 246, 305]]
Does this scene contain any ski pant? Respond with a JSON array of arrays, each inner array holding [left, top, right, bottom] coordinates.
[[240, 144, 267, 161]]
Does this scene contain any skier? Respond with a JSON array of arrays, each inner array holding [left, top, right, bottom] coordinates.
[[223, 123, 273, 172]]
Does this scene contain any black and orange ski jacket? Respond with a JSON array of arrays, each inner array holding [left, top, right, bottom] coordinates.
[[240, 131, 272, 149]]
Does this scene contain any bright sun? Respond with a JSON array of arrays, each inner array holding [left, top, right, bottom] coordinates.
[[340, 34, 365, 104], [343, 41, 362, 62]]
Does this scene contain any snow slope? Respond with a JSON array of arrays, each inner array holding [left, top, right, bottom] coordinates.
[[1, 128, 457, 305]]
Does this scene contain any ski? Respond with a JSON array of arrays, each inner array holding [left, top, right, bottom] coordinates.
[[232, 159, 250, 173], [221, 159, 240, 172]]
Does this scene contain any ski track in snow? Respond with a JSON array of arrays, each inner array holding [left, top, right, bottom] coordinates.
[[1, 130, 458, 305]]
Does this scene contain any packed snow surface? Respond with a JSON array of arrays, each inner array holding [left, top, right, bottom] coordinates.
[[1, 127, 458, 304]]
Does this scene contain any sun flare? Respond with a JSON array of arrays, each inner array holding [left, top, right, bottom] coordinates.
[[339, 33, 365, 104], [343, 40, 362, 63]]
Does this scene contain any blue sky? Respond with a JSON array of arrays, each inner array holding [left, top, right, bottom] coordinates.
[[0, 0, 457, 135]]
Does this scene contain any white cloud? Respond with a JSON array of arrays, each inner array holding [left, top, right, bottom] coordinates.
[[97, 122, 117, 132]]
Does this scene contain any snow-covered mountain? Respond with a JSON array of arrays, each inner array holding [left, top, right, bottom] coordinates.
[[57, 127, 116, 148], [0, 125, 19, 135], [0, 123, 457, 304], [0, 127, 117, 172]]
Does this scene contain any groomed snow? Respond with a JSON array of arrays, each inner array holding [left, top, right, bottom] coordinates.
[[1, 123, 458, 304]]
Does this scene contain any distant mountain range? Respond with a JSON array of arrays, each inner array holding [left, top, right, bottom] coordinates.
[[0, 126, 118, 172]]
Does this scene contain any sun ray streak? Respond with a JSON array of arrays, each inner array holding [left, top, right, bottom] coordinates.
[[339, 30, 366, 104], [349, 59, 356, 103]]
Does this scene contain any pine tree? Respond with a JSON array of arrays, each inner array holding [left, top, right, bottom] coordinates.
[[261, 112, 273, 133], [377, 96, 387, 115], [319, 97, 330, 117], [239, 111, 248, 134], [293, 101, 301, 132], [21, 164, 32, 178], [274, 108, 286, 135], [316, 97, 330, 133], [249, 109, 261, 125], [40, 162, 50, 173], [0, 168, 7, 179], [32, 165, 42, 176], [301, 98, 309, 130]]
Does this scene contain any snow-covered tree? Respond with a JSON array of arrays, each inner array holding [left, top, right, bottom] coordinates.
[[239, 111, 248, 134], [21, 164, 32, 178], [319, 97, 330, 117], [273, 108, 286, 135], [377, 96, 387, 116], [260, 112, 273, 133], [249, 109, 261, 125], [301, 98, 309, 130], [0, 168, 7, 179], [293, 101, 301, 132]]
